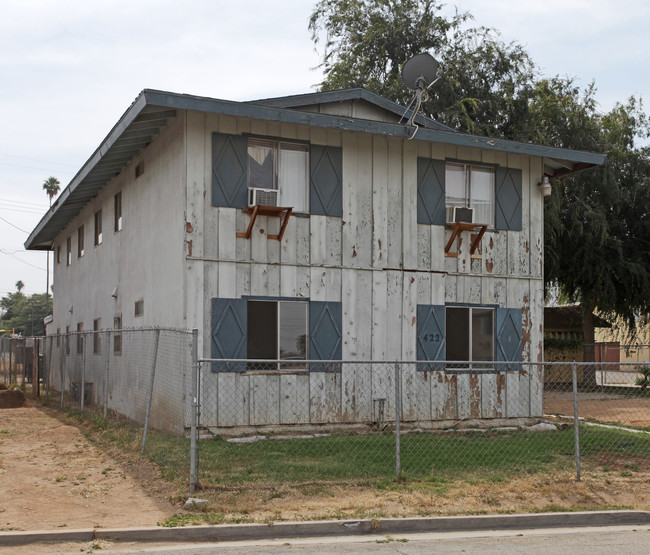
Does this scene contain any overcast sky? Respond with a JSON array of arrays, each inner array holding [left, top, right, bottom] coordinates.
[[1, 0, 648, 297]]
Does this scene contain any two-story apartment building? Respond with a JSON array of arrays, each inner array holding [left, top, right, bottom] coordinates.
[[26, 88, 604, 429]]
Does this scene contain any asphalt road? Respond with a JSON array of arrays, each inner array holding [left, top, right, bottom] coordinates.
[[88, 525, 650, 554]]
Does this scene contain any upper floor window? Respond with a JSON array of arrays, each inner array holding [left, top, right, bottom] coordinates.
[[247, 138, 309, 212], [114, 192, 123, 232], [66, 237, 72, 266], [77, 225, 85, 258], [134, 299, 144, 317], [57, 245, 61, 264], [94, 210, 103, 246], [445, 162, 495, 226]]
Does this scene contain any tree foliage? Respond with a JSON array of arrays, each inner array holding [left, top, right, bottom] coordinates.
[[309, 0, 650, 354], [309, 0, 536, 137], [0, 286, 52, 337], [42, 176, 60, 206]]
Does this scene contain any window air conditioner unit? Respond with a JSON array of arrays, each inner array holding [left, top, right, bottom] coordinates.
[[448, 206, 474, 224], [248, 187, 279, 208]]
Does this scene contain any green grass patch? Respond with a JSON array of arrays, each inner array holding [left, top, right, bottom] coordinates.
[[50, 405, 650, 496]]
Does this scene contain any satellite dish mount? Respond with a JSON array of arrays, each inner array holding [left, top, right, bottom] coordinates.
[[401, 53, 443, 133]]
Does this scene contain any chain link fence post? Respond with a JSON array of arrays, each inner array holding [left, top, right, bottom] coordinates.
[[190, 328, 199, 493], [22, 338, 27, 389], [141, 328, 161, 453], [80, 331, 86, 412], [45, 335, 53, 405], [394, 362, 401, 480], [103, 330, 111, 420], [572, 361, 581, 481], [59, 336, 65, 411]]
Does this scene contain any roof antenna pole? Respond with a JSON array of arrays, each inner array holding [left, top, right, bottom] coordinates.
[[401, 53, 443, 139]]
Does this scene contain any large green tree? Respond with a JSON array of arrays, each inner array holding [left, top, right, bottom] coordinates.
[[309, 0, 536, 138], [309, 0, 650, 362], [0, 284, 52, 336]]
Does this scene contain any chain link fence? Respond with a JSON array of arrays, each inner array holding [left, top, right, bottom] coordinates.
[[1, 328, 194, 434], [195, 359, 650, 489], [2, 339, 650, 493]]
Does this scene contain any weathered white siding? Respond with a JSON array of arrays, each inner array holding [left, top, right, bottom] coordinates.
[[184, 109, 546, 428], [50, 115, 188, 421]]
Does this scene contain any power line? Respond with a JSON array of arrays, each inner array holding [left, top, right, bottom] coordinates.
[[0, 215, 30, 234], [0, 152, 79, 168], [0, 197, 49, 208], [0, 205, 46, 215], [0, 249, 46, 272], [0, 160, 76, 174]]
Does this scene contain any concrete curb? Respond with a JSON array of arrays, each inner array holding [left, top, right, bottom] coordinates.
[[1, 510, 649, 547]]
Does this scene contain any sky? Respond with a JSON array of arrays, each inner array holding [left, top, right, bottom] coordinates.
[[1, 0, 648, 297]]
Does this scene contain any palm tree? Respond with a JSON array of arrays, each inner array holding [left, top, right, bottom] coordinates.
[[15, 280, 24, 292], [42, 176, 60, 206], [42, 177, 60, 317]]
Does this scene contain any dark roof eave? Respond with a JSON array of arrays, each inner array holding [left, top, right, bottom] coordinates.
[[25, 88, 606, 250], [144, 89, 605, 165]]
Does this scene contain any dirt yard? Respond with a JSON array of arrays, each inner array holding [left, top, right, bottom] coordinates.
[[544, 390, 650, 428], [0, 402, 176, 532], [1, 399, 649, 547]]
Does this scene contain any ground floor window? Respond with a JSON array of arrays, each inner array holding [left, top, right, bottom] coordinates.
[[211, 297, 342, 372], [446, 306, 494, 363], [247, 300, 307, 367], [417, 304, 521, 369]]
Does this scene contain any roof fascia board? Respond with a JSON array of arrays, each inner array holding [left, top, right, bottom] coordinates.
[[25, 92, 149, 250], [144, 90, 605, 167], [250, 88, 454, 131]]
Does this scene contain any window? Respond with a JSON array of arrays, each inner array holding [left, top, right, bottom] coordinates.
[[446, 307, 494, 364], [114, 192, 122, 232], [65, 325, 71, 355], [56, 328, 61, 347], [93, 318, 101, 354], [94, 210, 103, 246], [77, 225, 85, 258], [247, 300, 308, 367], [446, 162, 495, 226], [66, 237, 72, 266], [76, 322, 84, 354], [134, 300, 144, 317], [135, 160, 145, 179], [113, 315, 122, 354], [56, 245, 61, 264], [247, 138, 309, 212]]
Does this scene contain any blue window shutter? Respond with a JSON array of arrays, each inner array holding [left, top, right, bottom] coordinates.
[[211, 133, 248, 208], [495, 167, 523, 230], [496, 308, 522, 368], [417, 158, 446, 225], [417, 305, 445, 367], [309, 301, 342, 371], [211, 298, 247, 372], [310, 145, 343, 217]]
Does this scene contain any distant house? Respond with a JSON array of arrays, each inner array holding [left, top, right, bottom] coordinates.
[[544, 305, 614, 382], [25, 88, 604, 427]]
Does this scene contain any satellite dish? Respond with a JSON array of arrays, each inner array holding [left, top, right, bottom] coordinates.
[[401, 53, 440, 91]]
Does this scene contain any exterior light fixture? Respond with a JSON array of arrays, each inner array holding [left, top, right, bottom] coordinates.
[[538, 176, 552, 197]]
